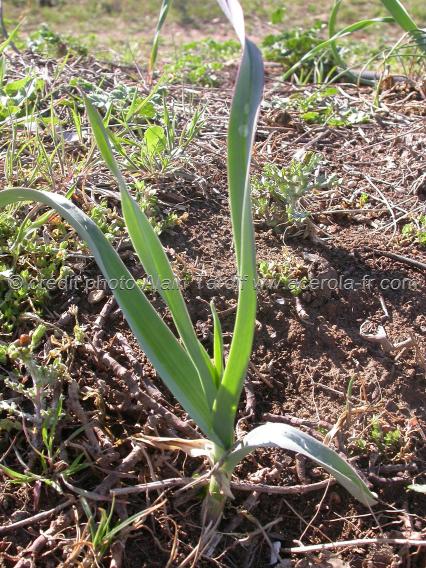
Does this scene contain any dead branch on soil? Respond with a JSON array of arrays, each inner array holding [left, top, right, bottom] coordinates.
[[285, 537, 426, 554], [110, 477, 335, 497], [0, 498, 74, 535]]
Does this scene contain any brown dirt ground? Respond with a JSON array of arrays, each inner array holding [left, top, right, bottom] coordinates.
[[0, 51, 425, 567]]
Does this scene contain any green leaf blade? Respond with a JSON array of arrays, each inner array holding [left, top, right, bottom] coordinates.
[[0, 188, 217, 443], [120, 189, 218, 409], [211, 23, 264, 448], [227, 423, 378, 507], [150, 0, 174, 73], [84, 96, 218, 413]]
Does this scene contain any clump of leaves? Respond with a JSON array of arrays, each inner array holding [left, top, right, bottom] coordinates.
[[252, 152, 338, 228], [28, 25, 88, 58], [0, 74, 45, 121], [75, 79, 159, 120], [133, 181, 181, 235], [270, 87, 370, 126], [0, 209, 73, 335], [370, 416, 401, 454], [166, 38, 240, 86], [401, 214, 426, 246], [262, 22, 337, 83], [90, 200, 125, 242], [258, 257, 308, 296]]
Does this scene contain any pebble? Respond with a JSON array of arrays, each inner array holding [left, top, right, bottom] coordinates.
[[88, 289, 106, 304]]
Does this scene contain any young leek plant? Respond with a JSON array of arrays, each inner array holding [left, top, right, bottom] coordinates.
[[283, 0, 426, 82], [0, 0, 377, 524]]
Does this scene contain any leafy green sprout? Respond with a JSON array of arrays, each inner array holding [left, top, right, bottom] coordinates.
[[252, 152, 338, 228], [27, 24, 88, 58], [90, 200, 125, 242], [165, 38, 240, 86], [1, 326, 88, 485], [270, 87, 370, 127], [258, 259, 308, 296], [262, 22, 338, 84], [359, 192, 369, 208], [0, 73, 45, 121], [80, 496, 161, 563], [401, 215, 426, 246], [0, 0, 376, 524], [133, 180, 181, 235], [370, 416, 401, 451]]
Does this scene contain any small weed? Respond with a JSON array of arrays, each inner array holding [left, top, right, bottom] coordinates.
[[0, 326, 87, 485], [401, 214, 426, 246], [166, 39, 240, 86], [358, 192, 369, 208], [258, 257, 308, 296], [370, 416, 401, 453], [75, 78, 159, 119], [0, 74, 45, 121], [269, 87, 370, 127], [90, 200, 125, 242], [252, 152, 338, 228], [133, 181, 183, 235], [28, 25, 88, 58], [262, 23, 337, 83], [136, 101, 204, 173], [0, 211, 71, 335], [80, 497, 155, 564]]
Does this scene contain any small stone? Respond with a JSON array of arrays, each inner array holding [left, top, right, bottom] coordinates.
[[88, 289, 106, 305]]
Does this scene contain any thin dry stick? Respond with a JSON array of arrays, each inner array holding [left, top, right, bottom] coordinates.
[[67, 379, 101, 455], [95, 443, 146, 495], [299, 479, 331, 541], [241, 513, 286, 565], [337, 124, 425, 154], [364, 175, 398, 237], [0, 498, 74, 535], [364, 247, 426, 271], [285, 537, 426, 554], [111, 477, 334, 497]]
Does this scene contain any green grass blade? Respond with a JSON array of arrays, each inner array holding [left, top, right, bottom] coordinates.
[[380, 0, 426, 53], [210, 301, 224, 384], [328, 0, 372, 85], [0, 24, 20, 55], [0, 188, 216, 442], [85, 97, 218, 410], [211, 1, 264, 448], [226, 423, 378, 507], [0, 464, 38, 483], [120, 190, 218, 407], [380, 0, 418, 32], [150, 0, 173, 74], [105, 506, 152, 540], [84, 96, 127, 192]]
